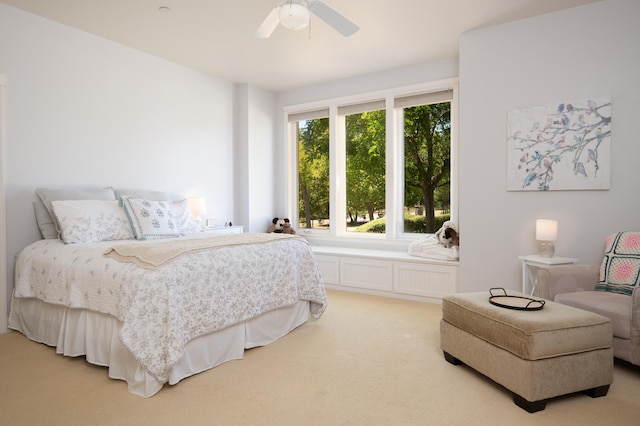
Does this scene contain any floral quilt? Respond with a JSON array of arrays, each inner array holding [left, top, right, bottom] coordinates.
[[13, 234, 327, 382]]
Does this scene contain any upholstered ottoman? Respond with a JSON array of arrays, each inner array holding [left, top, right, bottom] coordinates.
[[440, 291, 613, 412]]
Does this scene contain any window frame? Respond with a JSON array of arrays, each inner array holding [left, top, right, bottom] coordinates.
[[284, 78, 459, 245]]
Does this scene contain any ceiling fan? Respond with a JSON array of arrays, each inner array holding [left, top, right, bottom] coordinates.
[[256, 0, 359, 38]]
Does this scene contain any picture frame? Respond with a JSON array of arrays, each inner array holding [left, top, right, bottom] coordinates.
[[506, 97, 611, 191]]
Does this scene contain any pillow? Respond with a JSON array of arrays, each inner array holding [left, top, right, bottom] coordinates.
[[171, 199, 201, 235], [121, 197, 181, 240], [596, 232, 640, 295], [114, 188, 171, 201], [51, 200, 134, 244], [33, 200, 57, 239], [35, 187, 116, 239]]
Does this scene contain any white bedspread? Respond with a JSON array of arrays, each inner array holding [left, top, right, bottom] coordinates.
[[13, 233, 327, 382]]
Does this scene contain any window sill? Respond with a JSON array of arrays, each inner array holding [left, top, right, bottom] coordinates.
[[311, 245, 457, 266], [301, 233, 412, 253], [303, 234, 458, 266]]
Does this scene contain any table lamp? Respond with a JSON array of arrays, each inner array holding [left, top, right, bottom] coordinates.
[[188, 197, 207, 228], [536, 219, 557, 258]]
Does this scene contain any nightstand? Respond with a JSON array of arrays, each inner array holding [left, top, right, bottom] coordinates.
[[202, 226, 244, 235], [519, 255, 577, 296]]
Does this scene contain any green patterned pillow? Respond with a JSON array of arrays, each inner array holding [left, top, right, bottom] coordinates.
[[596, 232, 640, 295], [121, 197, 181, 240]]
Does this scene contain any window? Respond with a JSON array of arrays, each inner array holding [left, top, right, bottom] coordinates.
[[342, 101, 386, 232], [396, 91, 453, 234], [292, 109, 330, 230], [287, 80, 458, 241]]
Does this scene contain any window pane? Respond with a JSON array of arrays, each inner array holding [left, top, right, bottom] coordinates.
[[345, 109, 386, 233], [297, 118, 330, 230], [403, 102, 451, 234]]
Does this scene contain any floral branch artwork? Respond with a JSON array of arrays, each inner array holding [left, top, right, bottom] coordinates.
[[507, 97, 611, 191]]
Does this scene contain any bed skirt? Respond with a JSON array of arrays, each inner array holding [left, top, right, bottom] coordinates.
[[8, 297, 311, 397]]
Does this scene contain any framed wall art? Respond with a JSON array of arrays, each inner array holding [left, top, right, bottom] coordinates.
[[507, 97, 611, 191]]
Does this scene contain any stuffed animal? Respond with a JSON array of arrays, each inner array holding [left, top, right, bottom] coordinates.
[[435, 220, 459, 248], [267, 217, 296, 234]]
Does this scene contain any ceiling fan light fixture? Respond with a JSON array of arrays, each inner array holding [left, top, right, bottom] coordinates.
[[279, 3, 310, 31]]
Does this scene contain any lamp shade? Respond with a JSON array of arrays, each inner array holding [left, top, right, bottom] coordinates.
[[536, 219, 558, 241], [187, 197, 207, 218], [279, 3, 310, 30]]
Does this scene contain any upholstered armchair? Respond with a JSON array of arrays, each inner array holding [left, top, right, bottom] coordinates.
[[536, 232, 640, 367]]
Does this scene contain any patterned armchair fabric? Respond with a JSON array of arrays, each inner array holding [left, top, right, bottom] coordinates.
[[536, 235, 640, 366]]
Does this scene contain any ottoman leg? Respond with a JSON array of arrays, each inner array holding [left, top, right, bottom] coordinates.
[[443, 351, 463, 365], [584, 385, 610, 398], [513, 393, 547, 413]]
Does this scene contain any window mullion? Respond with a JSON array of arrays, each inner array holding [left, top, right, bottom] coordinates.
[[287, 120, 298, 224], [449, 83, 459, 226], [397, 107, 406, 237], [330, 106, 346, 236], [385, 96, 398, 239]]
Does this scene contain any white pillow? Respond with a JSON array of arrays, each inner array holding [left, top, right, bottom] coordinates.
[[171, 199, 201, 235], [51, 200, 134, 244], [121, 197, 181, 240], [114, 188, 170, 201], [35, 187, 116, 239]]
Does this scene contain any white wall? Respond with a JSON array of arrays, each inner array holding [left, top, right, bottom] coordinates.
[[234, 84, 277, 232], [277, 59, 459, 108], [0, 4, 237, 304], [458, 0, 640, 292]]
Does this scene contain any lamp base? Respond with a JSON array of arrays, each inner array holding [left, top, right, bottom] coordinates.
[[538, 241, 555, 258], [194, 216, 204, 229]]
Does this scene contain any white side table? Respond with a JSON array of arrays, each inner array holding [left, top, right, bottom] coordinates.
[[519, 255, 577, 296]]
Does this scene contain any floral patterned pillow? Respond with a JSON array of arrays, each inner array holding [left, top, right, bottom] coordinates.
[[171, 199, 201, 235], [121, 197, 181, 240], [596, 232, 640, 295], [51, 200, 134, 244]]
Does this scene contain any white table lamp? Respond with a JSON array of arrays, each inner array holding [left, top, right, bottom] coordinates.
[[536, 219, 558, 258], [188, 197, 207, 227]]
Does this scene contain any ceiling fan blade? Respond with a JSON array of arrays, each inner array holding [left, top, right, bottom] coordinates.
[[255, 7, 281, 38], [309, 1, 359, 37]]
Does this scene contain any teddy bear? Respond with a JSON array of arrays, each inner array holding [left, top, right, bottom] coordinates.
[[267, 217, 296, 234], [434, 220, 459, 248]]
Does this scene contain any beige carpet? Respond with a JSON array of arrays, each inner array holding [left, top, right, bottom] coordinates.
[[1, 289, 639, 425]]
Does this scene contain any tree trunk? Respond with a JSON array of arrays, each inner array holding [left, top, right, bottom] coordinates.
[[300, 174, 312, 228], [422, 183, 436, 232]]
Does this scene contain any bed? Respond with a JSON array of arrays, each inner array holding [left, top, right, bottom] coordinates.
[[8, 187, 327, 397]]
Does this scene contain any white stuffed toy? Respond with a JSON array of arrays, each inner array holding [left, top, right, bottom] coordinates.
[[434, 221, 459, 248], [408, 221, 459, 261]]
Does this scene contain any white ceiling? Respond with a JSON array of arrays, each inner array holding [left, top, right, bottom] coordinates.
[[1, 0, 599, 92]]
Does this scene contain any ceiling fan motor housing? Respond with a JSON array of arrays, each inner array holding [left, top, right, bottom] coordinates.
[[256, 0, 359, 38], [279, 2, 310, 30]]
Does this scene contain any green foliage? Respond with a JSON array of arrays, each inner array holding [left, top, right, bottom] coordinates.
[[298, 118, 330, 228], [404, 103, 451, 231], [353, 214, 451, 234], [346, 110, 386, 222], [353, 218, 386, 233], [296, 101, 451, 233]]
